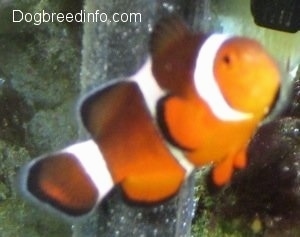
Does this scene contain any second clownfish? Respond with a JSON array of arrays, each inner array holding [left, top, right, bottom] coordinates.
[[18, 17, 280, 219]]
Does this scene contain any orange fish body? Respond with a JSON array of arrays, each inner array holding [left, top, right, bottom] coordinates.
[[151, 19, 279, 185], [18, 17, 280, 219], [81, 81, 186, 203]]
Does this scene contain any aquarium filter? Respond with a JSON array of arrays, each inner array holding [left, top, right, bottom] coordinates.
[[251, 0, 300, 33]]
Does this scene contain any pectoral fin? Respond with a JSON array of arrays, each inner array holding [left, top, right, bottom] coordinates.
[[158, 96, 202, 150], [212, 155, 234, 186], [233, 149, 247, 169]]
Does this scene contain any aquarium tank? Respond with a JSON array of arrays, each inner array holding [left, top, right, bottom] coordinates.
[[0, 0, 300, 236]]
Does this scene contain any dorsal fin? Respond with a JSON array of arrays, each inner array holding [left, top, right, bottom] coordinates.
[[150, 16, 190, 57]]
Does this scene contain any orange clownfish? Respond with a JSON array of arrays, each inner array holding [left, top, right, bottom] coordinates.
[[18, 17, 280, 219]]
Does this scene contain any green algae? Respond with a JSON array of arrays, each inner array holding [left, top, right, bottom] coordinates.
[[191, 170, 259, 237], [0, 0, 82, 236], [25, 99, 78, 153], [0, 198, 71, 237]]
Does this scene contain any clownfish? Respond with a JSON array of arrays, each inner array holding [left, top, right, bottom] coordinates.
[[18, 17, 280, 219]]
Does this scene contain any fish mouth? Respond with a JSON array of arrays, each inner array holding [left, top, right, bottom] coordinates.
[[262, 71, 293, 125]]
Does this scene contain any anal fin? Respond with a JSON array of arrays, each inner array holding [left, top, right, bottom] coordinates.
[[121, 169, 184, 203]]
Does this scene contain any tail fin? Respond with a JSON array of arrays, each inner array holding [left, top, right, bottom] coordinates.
[[18, 140, 114, 220]]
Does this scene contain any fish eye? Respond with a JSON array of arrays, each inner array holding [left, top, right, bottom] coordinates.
[[222, 54, 231, 65]]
